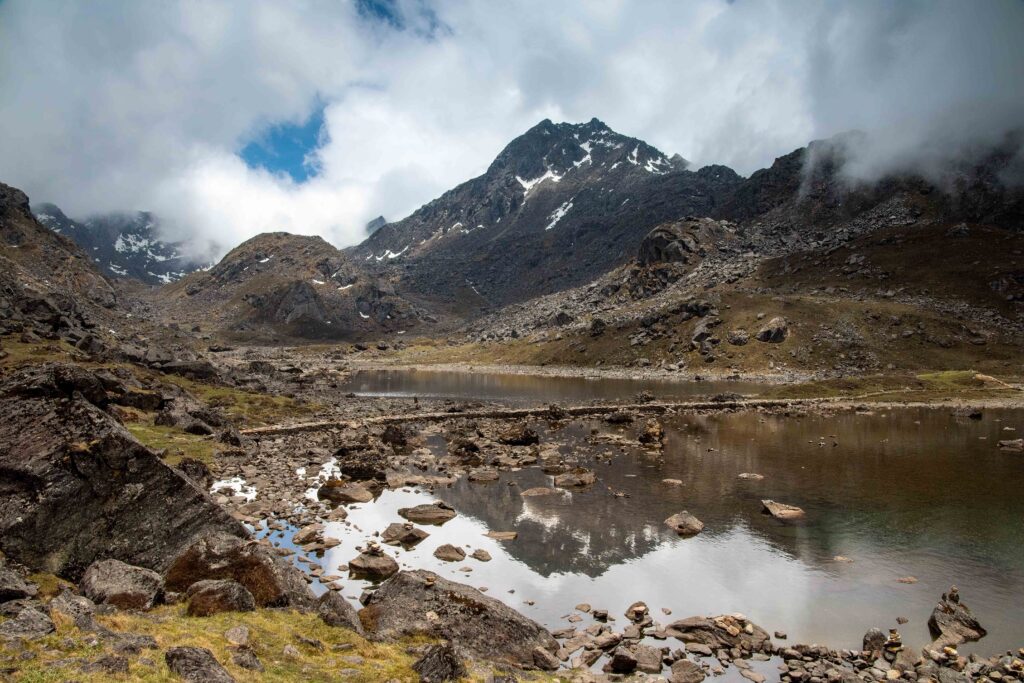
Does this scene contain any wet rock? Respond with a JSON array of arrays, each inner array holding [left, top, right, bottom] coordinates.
[[639, 419, 665, 446], [520, 487, 559, 497], [553, 468, 596, 487], [665, 512, 705, 536], [381, 522, 429, 547], [470, 549, 492, 562], [185, 579, 256, 617], [317, 591, 364, 635], [497, 424, 540, 446], [670, 658, 706, 683], [737, 472, 764, 480], [761, 499, 805, 520], [317, 479, 374, 504], [398, 502, 457, 525], [360, 570, 558, 668], [665, 615, 771, 651], [0, 605, 54, 640], [605, 411, 634, 424], [80, 559, 164, 610], [484, 531, 517, 541], [928, 587, 986, 648], [292, 523, 323, 546], [755, 316, 788, 343], [0, 364, 247, 580], [625, 601, 650, 623], [164, 532, 313, 609], [165, 646, 236, 682], [468, 468, 500, 482], [349, 545, 399, 580], [997, 438, 1023, 451], [412, 643, 468, 682], [433, 544, 466, 562]]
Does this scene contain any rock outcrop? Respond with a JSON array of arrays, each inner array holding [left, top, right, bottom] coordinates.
[[0, 364, 246, 580]]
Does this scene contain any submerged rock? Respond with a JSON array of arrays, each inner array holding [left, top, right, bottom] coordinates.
[[761, 499, 805, 520], [359, 570, 558, 668]]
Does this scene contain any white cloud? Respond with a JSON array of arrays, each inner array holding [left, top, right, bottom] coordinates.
[[0, 0, 1021, 260]]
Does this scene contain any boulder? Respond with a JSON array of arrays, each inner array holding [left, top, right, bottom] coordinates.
[[633, 644, 663, 673], [317, 591, 364, 635], [665, 615, 771, 652], [381, 522, 429, 547], [638, 419, 665, 446], [0, 604, 54, 640], [80, 559, 164, 610], [412, 643, 468, 682], [433, 544, 466, 562], [48, 590, 99, 630], [360, 570, 558, 668], [0, 560, 38, 602], [927, 587, 986, 648], [604, 646, 638, 673], [317, 479, 375, 504], [175, 458, 214, 490], [165, 646, 236, 683], [727, 329, 750, 346], [665, 512, 705, 536], [671, 658, 706, 683], [0, 364, 247, 580], [334, 437, 392, 481], [863, 627, 885, 654], [398, 502, 457, 525], [761, 499, 805, 520], [349, 548, 399, 580], [164, 532, 313, 609], [638, 221, 700, 266], [497, 424, 540, 446], [755, 317, 788, 343], [185, 579, 256, 616]]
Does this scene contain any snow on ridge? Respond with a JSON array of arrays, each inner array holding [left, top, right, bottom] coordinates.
[[516, 169, 563, 197], [373, 245, 409, 261], [545, 199, 574, 231]]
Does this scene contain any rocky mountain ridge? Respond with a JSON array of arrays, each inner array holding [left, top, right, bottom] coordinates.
[[33, 203, 205, 285]]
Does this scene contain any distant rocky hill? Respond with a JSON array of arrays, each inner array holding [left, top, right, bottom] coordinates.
[[349, 118, 739, 309], [157, 232, 427, 341], [33, 203, 205, 285]]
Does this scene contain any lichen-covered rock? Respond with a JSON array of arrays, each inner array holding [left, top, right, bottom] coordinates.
[[164, 532, 313, 610], [0, 364, 247, 580], [185, 579, 256, 617], [412, 643, 467, 682], [165, 646, 236, 682], [80, 559, 164, 610], [359, 570, 558, 668], [317, 591, 364, 635]]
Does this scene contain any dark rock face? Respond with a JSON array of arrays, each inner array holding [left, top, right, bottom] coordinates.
[[80, 559, 164, 610], [0, 559, 38, 602], [316, 591, 364, 635], [165, 646, 236, 683], [164, 532, 314, 610], [185, 579, 256, 617], [359, 570, 558, 668], [0, 364, 247, 580], [928, 587, 987, 648], [411, 643, 467, 683]]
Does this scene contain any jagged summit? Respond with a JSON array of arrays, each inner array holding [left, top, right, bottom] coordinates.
[[33, 203, 204, 285]]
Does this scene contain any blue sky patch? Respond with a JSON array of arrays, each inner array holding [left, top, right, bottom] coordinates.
[[239, 101, 327, 183]]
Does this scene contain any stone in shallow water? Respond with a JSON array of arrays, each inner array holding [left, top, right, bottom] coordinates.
[[317, 480, 374, 504], [398, 502, 457, 525], [761, 499, 805, 520], [485, 531, 518, 541], [433, 544, 466, 562], [349, 549, 399, 580], [381, 522, 429, 546], [665, 511, 705, 536]]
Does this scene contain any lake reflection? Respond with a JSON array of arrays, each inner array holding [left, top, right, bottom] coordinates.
[[264, 406, 1024, 655]]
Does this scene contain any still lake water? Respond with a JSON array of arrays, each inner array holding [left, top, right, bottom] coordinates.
[[337, 368, 763, 403], [260, 403, 1024, 655]]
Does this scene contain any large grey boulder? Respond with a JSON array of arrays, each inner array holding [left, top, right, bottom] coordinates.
[[755, 316, 788, 343], [0, 364, 247, 580], [665, 614, 771, 652], [359, 570, 558, 668], [638, 221, 700, 266], [164, 532, 313, 610], [317, 591, 364, 635], [0, 558, 38, 602], [0, 604, 54, 640], [80, 559, 164, 610]]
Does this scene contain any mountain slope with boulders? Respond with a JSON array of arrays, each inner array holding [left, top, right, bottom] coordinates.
[[157, 232, 431, 341], [33, 203, 205, 285]]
